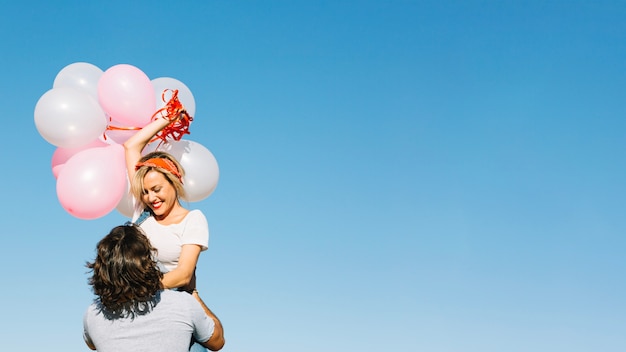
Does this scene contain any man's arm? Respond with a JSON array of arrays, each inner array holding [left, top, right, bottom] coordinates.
[[192, 290, 225, 351]]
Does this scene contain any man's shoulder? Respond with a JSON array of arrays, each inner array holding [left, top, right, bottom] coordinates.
[[160, 290, 196, 305], [84, 302, 98, 318]]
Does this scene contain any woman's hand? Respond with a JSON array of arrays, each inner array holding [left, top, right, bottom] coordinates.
[[178, 270, 197, 294]]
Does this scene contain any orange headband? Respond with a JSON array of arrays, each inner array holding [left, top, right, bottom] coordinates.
[[135, 157, 182, 183]]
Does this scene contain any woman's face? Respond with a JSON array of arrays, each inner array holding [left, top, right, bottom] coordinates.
[[142, 170, 178, 219]]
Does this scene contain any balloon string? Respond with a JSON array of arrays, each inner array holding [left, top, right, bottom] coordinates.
[[150, 89, 193, 148], [102, 120, 141, 141], [106, 125, 142, 131]]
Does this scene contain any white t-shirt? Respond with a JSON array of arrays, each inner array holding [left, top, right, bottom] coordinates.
[[84, 289, 214, 352], [134, 209, 209, 272]]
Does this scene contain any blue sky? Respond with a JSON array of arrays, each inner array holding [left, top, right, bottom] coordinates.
[[1, 1, 625, 351]]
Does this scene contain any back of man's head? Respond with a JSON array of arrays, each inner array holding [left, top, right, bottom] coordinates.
[[87, 224, 163, 318]]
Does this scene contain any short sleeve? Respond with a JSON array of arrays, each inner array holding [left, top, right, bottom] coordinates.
[[83, 308, 94, 347], [183, 210, 209, 251], [188, 295, 215, 343]]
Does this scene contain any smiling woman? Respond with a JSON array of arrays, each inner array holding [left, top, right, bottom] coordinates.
[[134, 153, 186, 221], [124, 114, 216, 352]]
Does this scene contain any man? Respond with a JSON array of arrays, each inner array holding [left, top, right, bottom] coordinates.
[[83, 224, 225, 352]]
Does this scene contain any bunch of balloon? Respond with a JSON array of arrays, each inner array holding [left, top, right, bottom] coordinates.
[[34, 62, 220, 220], [34, 62, 149, 219]]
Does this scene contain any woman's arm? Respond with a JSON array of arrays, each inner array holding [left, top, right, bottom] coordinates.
[[123, 117, 172, 182], [161, 244, 202, 289], [163, 211, 209, 291]]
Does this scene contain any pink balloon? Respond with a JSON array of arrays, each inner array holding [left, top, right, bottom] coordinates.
[[56, 144, 127, 220], [51, 138, 108, 179], [98, 64, 156, 128]]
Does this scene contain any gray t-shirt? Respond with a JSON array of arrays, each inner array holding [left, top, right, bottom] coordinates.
[[84, 290, 214, 352]]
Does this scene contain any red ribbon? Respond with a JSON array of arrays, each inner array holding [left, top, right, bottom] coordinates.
[[103, 120, 141, 141], [150, 89, 193, 146]]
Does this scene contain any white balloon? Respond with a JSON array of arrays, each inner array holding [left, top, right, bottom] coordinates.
[[34, 87, 108, 148], [53, 62, 103, 101], [155, 140, 219, 202], [116, 178, 135, 218], [151, 77, 196, 117]]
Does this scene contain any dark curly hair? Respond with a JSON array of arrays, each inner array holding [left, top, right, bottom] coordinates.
[[87, 224, 163, 319]]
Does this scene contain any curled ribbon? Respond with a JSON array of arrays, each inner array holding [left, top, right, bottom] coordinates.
[[150, 89, 193, 146]]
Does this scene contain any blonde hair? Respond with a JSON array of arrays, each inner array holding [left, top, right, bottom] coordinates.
[[131, 151, 186, 206]]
